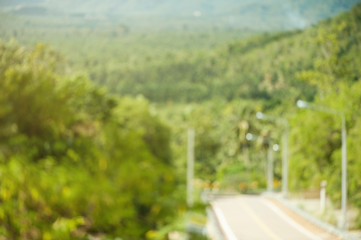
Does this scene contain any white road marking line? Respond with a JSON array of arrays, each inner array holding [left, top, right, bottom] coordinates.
[[262, 199, 322, 240], [212, 204, 238, 240]]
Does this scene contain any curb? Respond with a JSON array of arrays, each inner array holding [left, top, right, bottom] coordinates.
[[265, 193, 361, 240]]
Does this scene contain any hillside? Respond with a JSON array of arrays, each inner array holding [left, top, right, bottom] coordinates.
[[2, 2, 360, 108], [88, 3, 359, 109], [1, 2, 361, 238], [155, 4, 361, 230]]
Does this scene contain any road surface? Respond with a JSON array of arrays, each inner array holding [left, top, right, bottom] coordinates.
[[211, 195, 324, 240]]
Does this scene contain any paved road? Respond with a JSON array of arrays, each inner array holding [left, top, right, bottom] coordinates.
[[211, 195, 322, 240]]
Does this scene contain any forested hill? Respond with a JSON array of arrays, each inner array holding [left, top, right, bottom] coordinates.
[[1, 2, 361, 108], [95, 3, 361, 107], [1, 2, 361, 238]]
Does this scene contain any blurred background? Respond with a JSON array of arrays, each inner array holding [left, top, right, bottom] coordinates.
[[0, 0, 361, 239]]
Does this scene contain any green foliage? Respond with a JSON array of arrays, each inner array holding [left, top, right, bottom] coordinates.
[[0, 41, 179, 239], [157, 99, 274, 195], [1, 1, 361, 234], [289, 4, 361, 226], [154, 4, 361, 226]]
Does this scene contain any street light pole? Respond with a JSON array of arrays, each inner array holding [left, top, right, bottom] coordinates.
[[257, 112, 289, 197], [341, 114, 347, 231], [297, 100, 347, 231], [187, 128, 195, 208], [267, 144, 274, 192], [246, 133, 278, 193], [282, 122, 289, 198]]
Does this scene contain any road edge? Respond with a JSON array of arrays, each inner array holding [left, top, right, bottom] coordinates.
[[265, 194, 361, 240]]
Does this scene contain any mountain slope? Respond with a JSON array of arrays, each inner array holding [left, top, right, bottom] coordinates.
[[98, 3, 361, 106]]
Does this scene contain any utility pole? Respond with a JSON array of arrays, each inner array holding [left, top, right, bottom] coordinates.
[[257, 112, 289, 197], [247, 133, 278, 193], [267, 144, 274, 192], [187, 128, 195, 208], [297, 100, 348, 231], [282, 124, 289, 197]]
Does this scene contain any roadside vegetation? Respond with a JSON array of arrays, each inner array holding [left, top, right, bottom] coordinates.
[[0, 2, 361, 239]]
